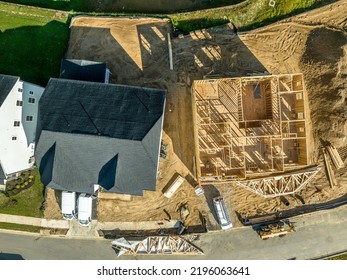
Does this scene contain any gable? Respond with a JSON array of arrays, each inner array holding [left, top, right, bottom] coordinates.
[[0, 74, 18, 106]]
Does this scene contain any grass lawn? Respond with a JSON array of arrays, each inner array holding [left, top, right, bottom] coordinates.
[[0, 0, 87, 11], [169, 0, 335, 32], [327, 253, 347, 260], [0, 2, 70, 86], [1, 0, 245, 13], [0, 168, 44, 218], [0, 222, 41, 233]]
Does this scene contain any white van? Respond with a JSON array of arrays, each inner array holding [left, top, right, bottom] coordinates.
[[77, 193, 92, 226], [61, 191, 76, 220], [213, 196, 233, 230]]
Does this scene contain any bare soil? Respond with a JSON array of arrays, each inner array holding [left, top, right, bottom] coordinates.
[[44, 188, 61, 220], [62, 0, 347, 226]]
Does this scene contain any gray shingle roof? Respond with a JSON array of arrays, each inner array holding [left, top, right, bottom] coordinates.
[[39, 78, 165, 141], [36, 79, 166, 195], [0, 74, 18, 106], [60, 59, 108, 83]]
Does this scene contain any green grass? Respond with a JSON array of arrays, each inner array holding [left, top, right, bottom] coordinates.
[[327, 253, 347, 260], [0, 0, 87, 11], [1, 0, 244, 13], [0, 222, 41, 233], [0, 2, 70, 86], [169, 0, 335, 32], [0, 168, 44, 218]]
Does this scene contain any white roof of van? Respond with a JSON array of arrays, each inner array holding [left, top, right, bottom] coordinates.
[[78, 195, 92, 221], [61, 191, 75, 214]]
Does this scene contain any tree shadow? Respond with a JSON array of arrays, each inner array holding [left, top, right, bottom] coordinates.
[[0, 20, 70, 86]]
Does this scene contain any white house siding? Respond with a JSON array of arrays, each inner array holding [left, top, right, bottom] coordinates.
[[0, 79, 44, 177], [22, 82, 44, 147]]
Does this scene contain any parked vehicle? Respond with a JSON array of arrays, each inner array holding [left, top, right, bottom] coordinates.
[[213, 196, 233, 230], [61, 191, 76, 220], [77, 193, 92, 226]]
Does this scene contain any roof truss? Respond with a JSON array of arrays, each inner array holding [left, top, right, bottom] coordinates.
[[236, 166, 320, 198], [112, 235, 204, 256]]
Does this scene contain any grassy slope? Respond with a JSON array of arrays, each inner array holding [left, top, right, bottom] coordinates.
[[0, 0, 86, 11], [0, 2, 70, 86], [169, 0, 335, 32], [1, 0, 244, 12], [327, 253, 347, 260], [0, 222, 41, 232], [0, 169, 44, 218], [0, 1, 335, 34]]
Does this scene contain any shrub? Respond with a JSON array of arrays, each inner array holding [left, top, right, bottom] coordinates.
[[29, 175, 34, 179], [24, 182, 28, 186], [16, 185, 20, 189], [12, 189, 19, 194]]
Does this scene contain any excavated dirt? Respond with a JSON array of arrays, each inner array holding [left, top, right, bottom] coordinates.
[[62, 1, 347, 226], [44, 188, 62, 220]]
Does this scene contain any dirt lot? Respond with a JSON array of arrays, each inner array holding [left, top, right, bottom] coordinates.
[[53, 1, 347, 226]]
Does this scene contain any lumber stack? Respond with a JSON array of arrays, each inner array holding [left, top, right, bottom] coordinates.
[[323, 149, 337, 188], [326, 145, 344, 170]]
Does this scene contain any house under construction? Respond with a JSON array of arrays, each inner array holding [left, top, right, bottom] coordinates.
[[192, 74, 319, 197]]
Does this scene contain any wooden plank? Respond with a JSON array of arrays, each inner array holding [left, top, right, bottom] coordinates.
[[323, 149, 337, 188], [327, 145, 344, 169]]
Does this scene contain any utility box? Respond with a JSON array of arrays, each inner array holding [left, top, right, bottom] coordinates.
[[164, 175, 185, 198], [195, 185, 204, 196]]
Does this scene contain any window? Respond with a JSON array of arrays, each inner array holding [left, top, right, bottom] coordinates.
[[28, 98, 35, 104], [18, 88, 23, 92], [13, 121, 20, 127], [29, 90, 34, 95], [16, 100, 23, 106], [26, 116, 33, 122], [12, 136, 17, 141]]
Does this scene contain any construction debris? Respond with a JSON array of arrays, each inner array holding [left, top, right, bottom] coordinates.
[[326, 145, 344, 170], [323, 149, 337, 188], [256, 220, 295, 240], [179, 204, 190, 220], [111, 235, 203, 256], [236, 166, 320, 198]]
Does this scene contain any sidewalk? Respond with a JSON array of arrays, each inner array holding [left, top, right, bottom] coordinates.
[[0, 214, 69, 229], [0, 213, 179, 238]]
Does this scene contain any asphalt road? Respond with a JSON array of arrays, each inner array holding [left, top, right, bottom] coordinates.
[[1, 205, 347, 260]]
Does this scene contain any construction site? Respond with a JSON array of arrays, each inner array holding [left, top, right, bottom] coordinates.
[[42, 1, 347, 235], [191, 74, 322, 199]]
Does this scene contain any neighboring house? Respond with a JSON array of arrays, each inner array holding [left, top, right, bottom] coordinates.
[[60, 59, 110, 83], [0, 74, 44, 187], [35, 78, 166, 196]]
